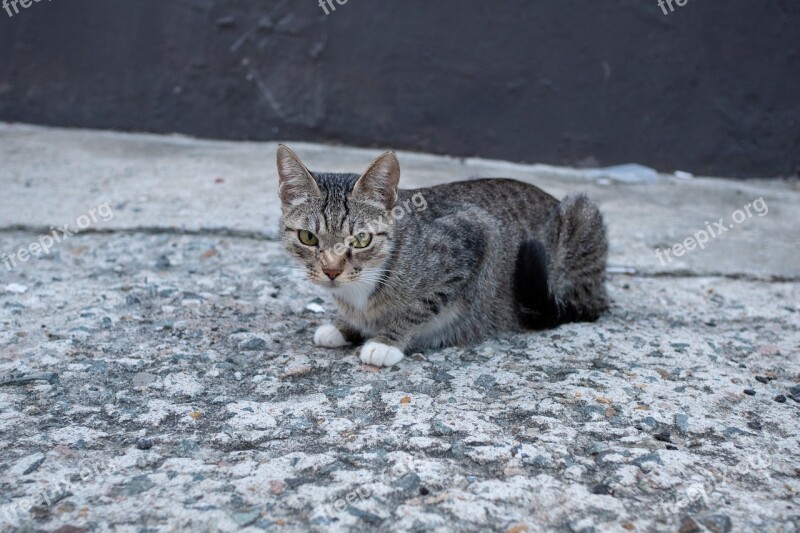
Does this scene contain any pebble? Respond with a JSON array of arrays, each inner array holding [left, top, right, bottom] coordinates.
[[239, 337, 268, 351], [10, 452, 46, 476], [743, 389, 756, 396], [775, 395, 787, 403], [0, 372, 59, 386], [654, 431, 672, 443], [674, 414, 690, 433], [231, 511, 261, 527], [5, 283, 28, 294], [698, 513, 732, 533], [590, 483, 614, 495], [394, 472, 420, 492]]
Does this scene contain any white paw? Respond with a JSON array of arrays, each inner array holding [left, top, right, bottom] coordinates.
[[359, 341, 404, 367], [314, 324, 349, 348]]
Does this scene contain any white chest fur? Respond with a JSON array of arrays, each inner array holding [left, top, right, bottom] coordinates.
[[331, 277, 377, 311]]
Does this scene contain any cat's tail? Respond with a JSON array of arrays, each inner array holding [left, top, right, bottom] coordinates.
[[514, 194, 608, 329]]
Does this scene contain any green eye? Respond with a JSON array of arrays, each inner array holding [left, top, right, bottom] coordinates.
[[351, 232, 372, 249], [298, 230, 319, 246]]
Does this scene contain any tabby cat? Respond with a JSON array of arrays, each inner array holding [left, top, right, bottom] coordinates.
[[277, 146, 608, 367]]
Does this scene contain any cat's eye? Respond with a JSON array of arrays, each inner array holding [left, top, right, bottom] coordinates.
[[298, 230, 319, 246], [351, 232, 372, 249]]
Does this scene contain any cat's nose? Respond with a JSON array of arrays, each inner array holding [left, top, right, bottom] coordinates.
[[322, 267, 343, 280]]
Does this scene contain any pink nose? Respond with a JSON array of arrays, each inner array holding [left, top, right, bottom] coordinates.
[[323, 268, 343, 280]]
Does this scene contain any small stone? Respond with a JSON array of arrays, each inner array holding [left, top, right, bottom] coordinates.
[[306, 302, 325, 313], [743, 389, 756, 396], [723, 427, 748, 437], [281, 364, 312, 378], [136, 437, 154, 450], [5, 283, 28, 294], [674, 414, 690, 432], [755, 376, 769, 384], [590, 483, 614, 495], [132, 372, 158, 388], [432, 369, 455, 382], [345, 507, 382, 525], [52, 527, 87, 533], [431, 419, 454, 435], [474, 374, 496, 389], [239, 337, 267, 351], [124, 474, 155, 496], [231, 510, 260, 527], [10, 452, 46, 476], [678, 516, 701, 533], [176, 439, 200, 456], [747, 421, 762, 431], [0, 372, 59, 386], [774, 395, 787, 403], [394, 473, 420, 492], [654, 431, 672, 443], [698, 513, 732, 533], [269, 480, 285, 495]]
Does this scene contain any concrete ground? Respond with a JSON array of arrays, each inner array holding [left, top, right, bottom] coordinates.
[[0, 123, 798, 532]]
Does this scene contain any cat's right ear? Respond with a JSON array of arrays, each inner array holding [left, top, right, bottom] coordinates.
[[277, 145, 320, 207], [352, 151, 400, 209]]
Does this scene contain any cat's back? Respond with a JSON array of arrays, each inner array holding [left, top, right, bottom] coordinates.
[[401, 178, 559, 229]]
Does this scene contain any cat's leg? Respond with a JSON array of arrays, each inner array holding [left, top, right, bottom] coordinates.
[[359, 335, 406, 367], [314, 319, 363, 348], [359, 211, 490, 367]]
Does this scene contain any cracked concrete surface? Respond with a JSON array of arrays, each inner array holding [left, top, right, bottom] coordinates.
[[0, 124, 798, 532]]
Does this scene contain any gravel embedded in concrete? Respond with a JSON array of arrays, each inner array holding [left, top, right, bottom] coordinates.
[[0, 125, 798, 532]]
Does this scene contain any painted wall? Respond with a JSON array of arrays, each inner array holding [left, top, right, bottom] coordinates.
[[0, 0, 798, 177]]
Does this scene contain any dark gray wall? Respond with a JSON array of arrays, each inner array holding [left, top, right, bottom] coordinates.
[[0, 0, 798, 178]]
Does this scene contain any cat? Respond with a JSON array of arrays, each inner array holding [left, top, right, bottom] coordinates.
[[277, 145, 608, 367]]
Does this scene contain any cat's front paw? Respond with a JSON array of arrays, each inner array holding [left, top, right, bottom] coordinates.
[[359, 341, 404, 367], [314, 324, 349, 348]]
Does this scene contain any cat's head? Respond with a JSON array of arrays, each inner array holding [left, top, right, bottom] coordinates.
[[277, 145, 400, 289]]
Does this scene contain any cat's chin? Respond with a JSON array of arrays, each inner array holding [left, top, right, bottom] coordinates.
[[328, 278, 378, 310], [313, 279, 347, 290]]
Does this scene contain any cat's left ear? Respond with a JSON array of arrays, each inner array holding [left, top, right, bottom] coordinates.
[[277, 145, 320, 207], [352, 151, 400, 209]]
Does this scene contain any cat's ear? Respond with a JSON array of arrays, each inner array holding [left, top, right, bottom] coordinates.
[[352, 151, 400, 209], [277, 145, 320, 207]]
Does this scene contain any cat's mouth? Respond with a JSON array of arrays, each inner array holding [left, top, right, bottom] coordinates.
[[310, 275, 349, 289]]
